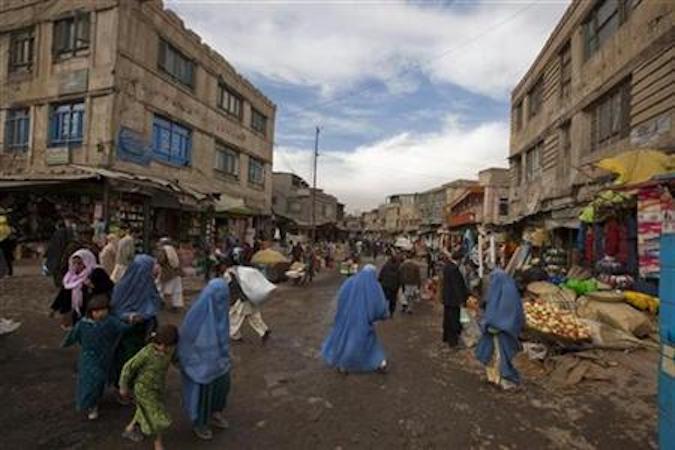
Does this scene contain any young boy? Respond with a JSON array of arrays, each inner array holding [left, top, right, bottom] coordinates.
[[62, 294, 129, 420], [120, 324, 178, 450]]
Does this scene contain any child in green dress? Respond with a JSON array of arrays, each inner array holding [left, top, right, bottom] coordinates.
[[119, 324, 178, 450], [62, 294, 128, 420]]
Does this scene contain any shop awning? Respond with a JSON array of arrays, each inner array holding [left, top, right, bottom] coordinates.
[[595, 149, 674, 186], [214, 194, 256, 216]]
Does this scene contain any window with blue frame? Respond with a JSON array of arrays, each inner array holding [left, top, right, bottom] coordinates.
[[152, 115, 191, 166], [5, 108, 30, 151], [49, 101, 84, 146]]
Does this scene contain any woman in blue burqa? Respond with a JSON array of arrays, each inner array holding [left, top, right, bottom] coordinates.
[[321, 264, 389, 373], [475, 269, 525, 390], [178, 278, 232, 441], [110, 254, 161, 387]]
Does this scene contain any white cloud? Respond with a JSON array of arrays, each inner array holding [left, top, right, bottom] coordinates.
[[273, 117, 510, 212], [168, 1, 569, 99]]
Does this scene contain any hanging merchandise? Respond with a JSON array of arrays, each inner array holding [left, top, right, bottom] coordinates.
[[637, 186, 665, 278]]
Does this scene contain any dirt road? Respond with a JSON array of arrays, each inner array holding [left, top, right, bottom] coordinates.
[[0, 264, 657, 449]]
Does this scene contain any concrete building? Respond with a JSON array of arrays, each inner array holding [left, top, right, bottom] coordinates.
[[416, 185, 446, 235], [508, 0, 673, 226], [272, 172, 340, 240], [478, 168, 510, 226], [0, 0, 275, 245]]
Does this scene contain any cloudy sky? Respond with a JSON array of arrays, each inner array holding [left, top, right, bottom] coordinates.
[[168, 0, 570, 212]]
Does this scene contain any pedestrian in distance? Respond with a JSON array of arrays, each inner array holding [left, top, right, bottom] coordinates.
[[62, 294, 130, 420], [441, 250, 469, 348], [378, 253, 401, 317], [120, 324, 179, 450], [156, 237, 185, 312], [475, 269, 525, 390], [0, 214, 16, 278], [321, 265, 389, 374], [399, 252, 422, 314], [110, 255, 162, 390], [99, 233, 119, 276], [111, 228, 136, 283], [178, 279, 233, 441], [50, 249, 114, 329]]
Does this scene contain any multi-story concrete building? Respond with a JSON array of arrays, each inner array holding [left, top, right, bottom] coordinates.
[[508, 0, 673, 225], [416, 185, 446, 235], [0, 0, 275, 245], [272, 172, 340, 240], [478, 168, 510, 226]]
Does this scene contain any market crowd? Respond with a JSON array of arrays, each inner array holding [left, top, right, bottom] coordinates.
[[2, 211, 526, 449]]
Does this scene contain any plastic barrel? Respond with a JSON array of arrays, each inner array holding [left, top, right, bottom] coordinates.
[[659, 233, 675, 450]]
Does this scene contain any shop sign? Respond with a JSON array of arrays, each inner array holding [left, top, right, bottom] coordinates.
[[46, 147, 70, 165]]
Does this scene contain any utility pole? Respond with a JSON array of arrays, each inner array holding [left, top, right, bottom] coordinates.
[[311, 126, 320, 243]]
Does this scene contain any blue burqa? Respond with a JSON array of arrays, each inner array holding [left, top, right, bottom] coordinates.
[[110, 254, 161, 320], [475, 269, 524, 383], [178, 278, 231, 423], [321, 265, 389, 372]]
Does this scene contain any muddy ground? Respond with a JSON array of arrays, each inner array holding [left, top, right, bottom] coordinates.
[[0, 261, 658, 450]]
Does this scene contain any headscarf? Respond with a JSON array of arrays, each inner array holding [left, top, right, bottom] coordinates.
[[115, 234, 136, 267], [481, 269, 524, 338], [178, 278, 231, 384], [0, 216, 10, 242], [62, 249, 97, 316], [99, 234, 119, 275], [110, 254, 160, 320]]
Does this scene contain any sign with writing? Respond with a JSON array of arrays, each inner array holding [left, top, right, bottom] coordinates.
[[46, 147, 70, 165], [117, 127, 152, 166]]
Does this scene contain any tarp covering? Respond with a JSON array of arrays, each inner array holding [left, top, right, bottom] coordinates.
[[595, 149, 674, 186]]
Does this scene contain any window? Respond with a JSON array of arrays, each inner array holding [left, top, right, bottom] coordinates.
[[559, 42, 571, 100], [248, 157, 265, 185], [511, 156, 522, 186], [9, 28, 34, 73], [215, 143, 240, 178], [590, 79, 631, 151], [151, 115, 191, 166], [5, 108, 30, 151], [251, 108, 267, 135], [498, 197, 509, 216], [513, 101, 523, 131], [158, 39, 195, 89], [53, 13, 90, 58], [525, 142, 542, 181], [528, 77, 544, 118], [584, 0, 636, 59], [558, 122, 571, 178], [218, 84, 242, 119], [49, 101, 85, 146]]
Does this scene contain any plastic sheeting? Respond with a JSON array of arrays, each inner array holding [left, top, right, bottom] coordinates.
[[596, 149, 674, 186]]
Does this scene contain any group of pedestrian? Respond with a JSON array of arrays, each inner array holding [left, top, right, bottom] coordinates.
[[321, 243, 526, 391], [46, 231, 240, 449]]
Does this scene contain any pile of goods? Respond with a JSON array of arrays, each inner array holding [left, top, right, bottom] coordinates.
[[524, 301, 592, 342], [623, 291, 659, 314], [543, 248, 567, 278]]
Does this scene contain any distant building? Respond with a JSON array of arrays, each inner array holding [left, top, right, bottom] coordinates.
[[0, 0, 276, 247], [478, 168, 510, 227], [272, 172, 340, 240], [508, 0, 674, 227]]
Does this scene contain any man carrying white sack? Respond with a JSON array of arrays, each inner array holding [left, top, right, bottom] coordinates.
[[221, 258, 273, 344], [156, 237, 184, 312]]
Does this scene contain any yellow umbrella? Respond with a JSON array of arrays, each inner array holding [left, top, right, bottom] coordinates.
[[596, 149, 674, 186], [251, 249, 289, 265]]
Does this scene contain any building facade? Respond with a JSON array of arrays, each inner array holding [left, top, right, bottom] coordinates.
[[508, 0, 673, 224], [0, 0, 275, 243], [271, 172, 340, 239], [478, 168, 510, 226]]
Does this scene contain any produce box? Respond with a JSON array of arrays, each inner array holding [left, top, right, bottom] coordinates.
[[524, 301, 592, 344]]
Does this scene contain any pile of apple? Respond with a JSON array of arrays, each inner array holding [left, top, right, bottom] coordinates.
[[524, 301, 591, 342]]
